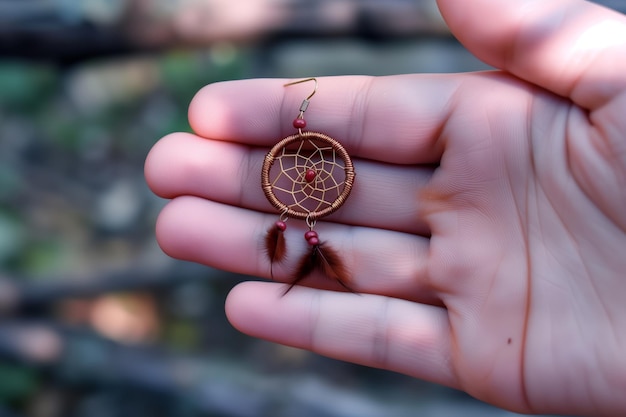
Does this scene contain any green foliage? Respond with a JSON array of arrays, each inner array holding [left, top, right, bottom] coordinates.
[[0, 47, 251, 278], [0, 210, 25, 264], [0, 362, 39, 404], [164, 320, 201, 350], [0, 62, 56, 111]]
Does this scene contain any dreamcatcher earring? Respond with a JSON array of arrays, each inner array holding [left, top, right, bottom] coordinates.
[[261, 78, 356, 293]]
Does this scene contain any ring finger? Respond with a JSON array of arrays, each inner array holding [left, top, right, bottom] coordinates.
[[156, 195, 437, 304]]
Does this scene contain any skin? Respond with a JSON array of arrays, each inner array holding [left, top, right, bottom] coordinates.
[[144, 0, 626, 415]]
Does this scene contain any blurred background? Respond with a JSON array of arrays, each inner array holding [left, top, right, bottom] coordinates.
[[0, 1, 621, 416]]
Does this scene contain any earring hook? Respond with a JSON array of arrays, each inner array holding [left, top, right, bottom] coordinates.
[[284, 78, 318, 134], [284, 77, 318, 101]]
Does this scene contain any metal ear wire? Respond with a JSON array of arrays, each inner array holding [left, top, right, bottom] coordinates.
[[284, 78, 318, 134], [284, 77, 318, 101]]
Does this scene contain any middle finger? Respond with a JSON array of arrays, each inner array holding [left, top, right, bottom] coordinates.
[[146, 132, 433, 235]]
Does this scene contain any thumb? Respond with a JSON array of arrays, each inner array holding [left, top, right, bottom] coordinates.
[[437, 0, 626, 109]]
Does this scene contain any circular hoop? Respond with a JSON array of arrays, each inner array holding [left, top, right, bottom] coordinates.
[[262, 131, 355, 221]]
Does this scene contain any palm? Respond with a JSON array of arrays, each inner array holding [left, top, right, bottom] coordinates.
[[425, 72, 626, 412], [145, 0, 626, 415]]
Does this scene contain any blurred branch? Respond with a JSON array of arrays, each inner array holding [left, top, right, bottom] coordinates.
[[0, 321, 497, 417], [0, 0, 623, 65], [0, 0, 449, 65], [0, 260, 230, 314]]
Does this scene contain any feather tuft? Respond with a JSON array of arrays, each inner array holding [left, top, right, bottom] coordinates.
[[264, 224, 286, 278], [316, 243, 353, 291], [284, 244, 317, 294], [284, 242, 353, 294]]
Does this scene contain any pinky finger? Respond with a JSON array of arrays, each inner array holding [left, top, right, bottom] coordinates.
[[225, 281, 457, 389]]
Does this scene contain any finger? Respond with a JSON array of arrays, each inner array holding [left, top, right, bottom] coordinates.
[[225, 281, 456, 388], [188, 75, 460, 164], [438, 0, 626, 109], [145, 132, 432, 235], [156, 196, 436, 303]]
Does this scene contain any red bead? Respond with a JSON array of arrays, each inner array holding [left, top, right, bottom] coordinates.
[[304, 169, 316, 183], [304, 230, 318, 240], [293, 118, 307, 129], [307, 237, 319, 246], [275, 221, 287, 231]]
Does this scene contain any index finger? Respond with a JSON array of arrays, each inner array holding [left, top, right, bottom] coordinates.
[[188, 75, 458, 165]]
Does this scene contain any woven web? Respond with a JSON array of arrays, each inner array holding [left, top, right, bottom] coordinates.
[[269, 138, 346, 214]]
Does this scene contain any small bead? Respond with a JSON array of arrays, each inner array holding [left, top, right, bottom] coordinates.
[[307, 237, 320, 246], [293, 118, 307, 129], [304, 230, 318, 240], [304, 169, 316, 183], [275, 221, 287, 231]]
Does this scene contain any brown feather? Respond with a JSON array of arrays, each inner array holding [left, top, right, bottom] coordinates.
[[315, 243, 353, 291], [284, 242, 353, 294], [264, 225, 286, 278], [284, 245, 317, 294]]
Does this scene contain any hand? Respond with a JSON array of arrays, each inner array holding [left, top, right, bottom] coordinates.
[[145, 0, 626, 415]]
